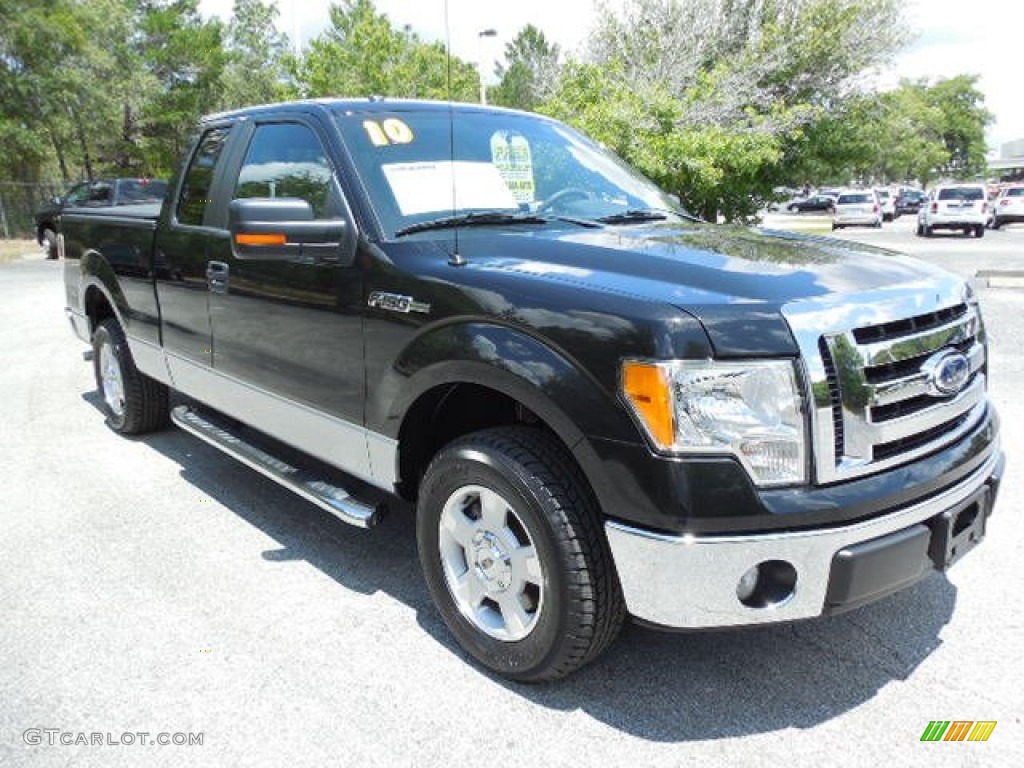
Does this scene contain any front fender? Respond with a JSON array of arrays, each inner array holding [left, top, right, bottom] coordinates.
[[372, 320, 640, 448]]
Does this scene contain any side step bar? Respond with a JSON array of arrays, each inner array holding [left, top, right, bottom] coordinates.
[[171, 405, 383, 528]]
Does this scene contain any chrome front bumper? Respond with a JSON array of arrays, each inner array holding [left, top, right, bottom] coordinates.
[[605, 446, 1002, 629]]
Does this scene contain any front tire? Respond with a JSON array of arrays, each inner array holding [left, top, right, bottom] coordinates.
[[417, 427, 625, 682], [92, 318, 169, 434], [42, 228, 58, 259], [975, 224, 985, 238]]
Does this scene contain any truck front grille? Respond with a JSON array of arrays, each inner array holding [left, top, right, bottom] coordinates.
[[783, 278, 988, 485]]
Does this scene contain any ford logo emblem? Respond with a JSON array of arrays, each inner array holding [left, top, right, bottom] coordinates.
[[923, 350, 970, 396]]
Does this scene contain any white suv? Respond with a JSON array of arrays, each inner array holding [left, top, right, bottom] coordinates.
[[992, 185, 1024, 229], [916, 183, 989, 238]]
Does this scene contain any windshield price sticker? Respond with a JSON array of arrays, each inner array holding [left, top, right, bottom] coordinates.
[[490, 132, 535, 204], [382, 161, 518, 216]]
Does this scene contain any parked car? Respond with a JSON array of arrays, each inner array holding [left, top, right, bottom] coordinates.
[[916, 184, 989, 238], [991, 185, 1024, 229], [895, 188, 926, 215], [874, 188, 897, 221], [832, 190, 881, 229], [787, 194, 836, 213], [34, 178, 167, 258]]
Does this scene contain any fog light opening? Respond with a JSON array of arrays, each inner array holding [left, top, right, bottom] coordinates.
[[736, 560, 798, 608]]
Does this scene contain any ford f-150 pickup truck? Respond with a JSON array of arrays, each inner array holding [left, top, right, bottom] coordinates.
[[61, 99, 1003, 681]]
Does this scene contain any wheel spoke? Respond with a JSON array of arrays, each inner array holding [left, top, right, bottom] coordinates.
[[440, 505, 477, 548], [453, 570, 486, 610], [516, 545, 543, 585], [478, 488, 508, 530], [497, 592, 532, 636]]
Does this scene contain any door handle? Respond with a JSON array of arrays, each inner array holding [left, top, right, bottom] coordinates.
[[206, 261, 229, 294]]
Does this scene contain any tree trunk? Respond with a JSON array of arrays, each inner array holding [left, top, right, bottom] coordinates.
[[50, 132, 70, 183], [69, 105, 94, 180]]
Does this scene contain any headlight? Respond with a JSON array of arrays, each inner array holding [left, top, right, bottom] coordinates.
[[621, 359, 807, 486]]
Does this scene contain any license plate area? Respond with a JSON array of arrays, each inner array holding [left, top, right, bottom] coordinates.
[[927, 489, 989, 571]]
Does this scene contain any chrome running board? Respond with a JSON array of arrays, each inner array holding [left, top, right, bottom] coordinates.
[[171, 404, 383, 528]]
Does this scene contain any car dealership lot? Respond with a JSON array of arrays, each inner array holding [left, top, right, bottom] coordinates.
[[1, 233, 1022, 767]]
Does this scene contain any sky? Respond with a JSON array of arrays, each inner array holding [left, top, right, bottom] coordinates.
[[199, 0, 1023, 152]]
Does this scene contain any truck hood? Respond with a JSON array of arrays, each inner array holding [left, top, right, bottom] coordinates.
[[458, 222, 956, 355]]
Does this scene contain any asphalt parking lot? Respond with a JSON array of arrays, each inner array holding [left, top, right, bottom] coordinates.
[[2, 223, 1022, 767]]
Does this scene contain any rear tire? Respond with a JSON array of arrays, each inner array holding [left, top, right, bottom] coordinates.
[[924, 224, 934, 237], [92, 318, 169, 434], [416, 427, 625, 682]]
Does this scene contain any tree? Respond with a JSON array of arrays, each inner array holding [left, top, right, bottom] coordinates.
[[543, 0, 911, 220], [926, 75, 991, 179], [221, 0, 295, 110], [490, 25, 561, 112], [134, 0, 227, 174], [292, 0, 478, 101]]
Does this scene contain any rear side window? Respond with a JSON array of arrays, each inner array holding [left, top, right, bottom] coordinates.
[[234, 122, 340, 219], [119, 179, 168, 203], [176, 127, 232, 226], [838, 193, 872, 204], [938, 187, 984, 201]]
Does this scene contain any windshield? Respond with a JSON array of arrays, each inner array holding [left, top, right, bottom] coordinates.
[[334, 108, 684, 238]]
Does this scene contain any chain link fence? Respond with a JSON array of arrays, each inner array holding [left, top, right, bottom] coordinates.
[[0, 181, 66, 240]]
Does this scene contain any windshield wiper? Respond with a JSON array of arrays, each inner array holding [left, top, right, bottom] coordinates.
[[594, 209, 670, 225], [395, 210, 603, 237], [395, 211, 550, 237]]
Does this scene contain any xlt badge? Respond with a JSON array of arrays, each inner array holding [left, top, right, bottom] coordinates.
[[367, 291, 431, 315]]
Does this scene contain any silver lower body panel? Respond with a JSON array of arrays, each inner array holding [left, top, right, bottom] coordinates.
[[605, 446, 1002, 629]]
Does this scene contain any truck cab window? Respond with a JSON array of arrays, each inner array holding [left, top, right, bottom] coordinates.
[[234, 122, 341, 219], [176, 127, 232, 226]]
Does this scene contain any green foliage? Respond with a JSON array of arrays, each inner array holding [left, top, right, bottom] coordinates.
[[135, 1, 226, 174], [490, 25, 561, 112], [0, 0, 997, 210], [220, 0, 296, 110], [541, 62, 783, 220], [291, 0, 478, 101]]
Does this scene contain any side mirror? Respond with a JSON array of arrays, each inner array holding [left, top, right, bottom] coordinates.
[[50, 195, 63, 205], [229, 198, 350, 264]]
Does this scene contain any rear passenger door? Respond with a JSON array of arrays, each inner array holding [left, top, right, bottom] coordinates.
[[155, 124, 236, 369]]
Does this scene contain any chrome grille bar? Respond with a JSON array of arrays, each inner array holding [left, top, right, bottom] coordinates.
[[782, 275, 987, 484]]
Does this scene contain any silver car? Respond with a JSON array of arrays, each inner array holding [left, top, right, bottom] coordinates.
[[832, 190, 881, 230]]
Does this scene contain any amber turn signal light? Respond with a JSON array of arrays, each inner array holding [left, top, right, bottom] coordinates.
[[622, 362, 674, 449], [235, 232, 286, 246]]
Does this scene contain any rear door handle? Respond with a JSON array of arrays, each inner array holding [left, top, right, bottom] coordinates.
[[206, 261, 229, 294]]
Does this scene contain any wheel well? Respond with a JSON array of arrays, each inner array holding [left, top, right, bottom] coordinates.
[[397, 383, 553, 501], [84, 286, 115, 338]]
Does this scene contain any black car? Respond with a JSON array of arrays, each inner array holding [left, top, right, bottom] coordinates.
[[787, 194, 836, 213], [895, 188, 926, 215], [35, 178, 167, 258]]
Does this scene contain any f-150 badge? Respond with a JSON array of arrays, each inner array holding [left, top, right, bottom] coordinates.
[[367, 291, 431, 314]]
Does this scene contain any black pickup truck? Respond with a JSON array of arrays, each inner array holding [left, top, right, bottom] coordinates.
[[36, 177, 167, 258], [61, 99, 1003, 681]]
